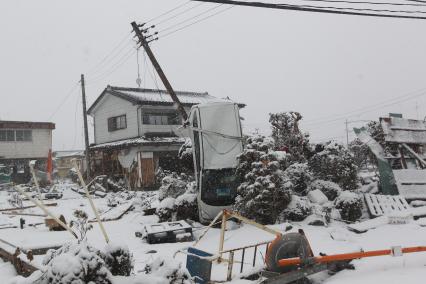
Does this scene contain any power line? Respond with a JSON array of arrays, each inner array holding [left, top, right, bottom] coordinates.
[[85, 32, 133, 77], [158, 4, 225, 34], [299, 0, 426, 7], [288, 3, 426, 14], [86, 47, 136, 84], [304, 87, 426, 124], [304, 89, 426, 127], [155, 2, 205, 26], [47, 82, 80, 120], [160, 5, 235, 38], [145, 1, 192, 24], [192, 0, 426, 20]]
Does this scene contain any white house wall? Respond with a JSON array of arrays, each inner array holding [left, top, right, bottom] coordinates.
[[0, 129, 52, 159], [92, 94, 139, 144]]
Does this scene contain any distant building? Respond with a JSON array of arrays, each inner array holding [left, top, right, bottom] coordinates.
[[87, 85, 244, 189], [0, 120, 55, 164], [53, 150, 85, 178], [0, 120, 55, 183]]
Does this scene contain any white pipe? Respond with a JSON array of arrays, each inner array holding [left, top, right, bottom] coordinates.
[[72, 160, 110, 244], [14, 185, 78, 239]]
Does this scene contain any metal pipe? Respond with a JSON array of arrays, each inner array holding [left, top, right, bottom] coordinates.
[[278, 246, 426, 267]]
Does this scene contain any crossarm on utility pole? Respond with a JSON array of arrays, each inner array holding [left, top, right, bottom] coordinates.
[[131, 22, 188, 121]]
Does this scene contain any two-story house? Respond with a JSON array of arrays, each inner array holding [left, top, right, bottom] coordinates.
[[87, 85, 241, 190], [0, 120, 55, 182]]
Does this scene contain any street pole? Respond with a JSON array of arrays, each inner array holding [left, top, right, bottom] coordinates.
[[80, 74, 91, 178], [131, 22, 188, 121]]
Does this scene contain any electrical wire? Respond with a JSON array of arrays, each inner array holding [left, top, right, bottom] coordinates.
[[281, 3, 426, 14], [160, 5, 235, 38], [299, 0, 426, 6], [158, 4, 225, 34], [303, 87, 426, 125], [47, 82, 80, 120], [154, 2, 205, 26], [86, 47, 136, 84], [85, 32, 133, 77], [191, 0, 426, 20], [144, 1, 192, 24]]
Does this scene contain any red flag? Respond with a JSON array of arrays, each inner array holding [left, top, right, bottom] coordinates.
[[46, 149, 53, 183]]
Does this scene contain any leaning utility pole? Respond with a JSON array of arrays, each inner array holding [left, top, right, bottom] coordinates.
[[131, 21, 188, 121], [80, 74, 91, 178]]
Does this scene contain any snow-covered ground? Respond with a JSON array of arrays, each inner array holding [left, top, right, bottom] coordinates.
[[0, 182, 425, 283]]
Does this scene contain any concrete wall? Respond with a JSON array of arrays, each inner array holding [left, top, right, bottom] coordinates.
[[0, 128, 52, 159]]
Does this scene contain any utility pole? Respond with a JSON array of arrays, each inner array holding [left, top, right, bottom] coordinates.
[[131, 21, 188, 121], [80, 74, 91, 178], [345, 119, 349, 147]]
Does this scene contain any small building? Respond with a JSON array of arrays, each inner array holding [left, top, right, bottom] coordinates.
[[53, 150, 85, 178], [0, 120, 55, 183], [87, 85, 243, 190]]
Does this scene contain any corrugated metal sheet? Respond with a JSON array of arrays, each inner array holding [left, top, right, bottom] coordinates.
[[380, 117, 426, 144]]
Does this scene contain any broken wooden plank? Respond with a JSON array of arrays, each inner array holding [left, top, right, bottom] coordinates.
[[0, 203, 57, 212], [2, 212, 47, 217]]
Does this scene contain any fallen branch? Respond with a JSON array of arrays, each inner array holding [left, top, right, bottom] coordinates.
[[0, 203, 57, 212]]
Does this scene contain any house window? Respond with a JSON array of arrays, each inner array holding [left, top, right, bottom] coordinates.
[[142, 112, 181, 125], [0, 130, 16, 142], [15, 130, 32, 141], [108, 115, 127, 132], [0, 130, 32, 142]]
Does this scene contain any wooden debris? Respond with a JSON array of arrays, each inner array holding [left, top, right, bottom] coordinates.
[[45, 215, 67, 231], [364, 194, 410, 218], [0, 203, 57, 212]]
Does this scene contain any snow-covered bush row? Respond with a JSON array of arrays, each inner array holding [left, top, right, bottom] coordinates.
[[156, 173, 198, 222], [334, 191, 363, 222], [142, 256, 194, 284], [27, 241, 134, 284], [233, 111, 362, 225], [308, 142, 358, 191], [234, 135, 291, 224]]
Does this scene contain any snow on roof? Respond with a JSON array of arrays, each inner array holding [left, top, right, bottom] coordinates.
[[88, 86, 244, 115], [54, 150, 85, 158], [90, 136, 186, 150], [380, 117, 426, 144]]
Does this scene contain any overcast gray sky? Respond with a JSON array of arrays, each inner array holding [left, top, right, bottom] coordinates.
[[1, 0, 426, 150]]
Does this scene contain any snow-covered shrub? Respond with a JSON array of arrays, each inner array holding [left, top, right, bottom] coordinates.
[[156, 197, 176, 222], [281, 163, 313, 196], [280, 195, 312, 222], [269, 111, 311, 162], [158, 172, 192, 201], [308, 142, 358, 191], [103, 243, 134, 276], [175, 192, 198, 221], [334, 191, 363, 222], [178, 139, 194, 173], [309, 180, 342, 201], [70, 210, 93, 243], [41, 242, 112, 284], [307, 189, 328, 205], [234, 135, 291, 224], [156, 182, 199, 222], [143, 256, 194, 284]]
